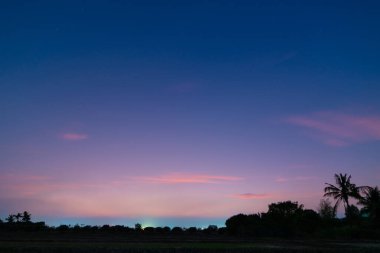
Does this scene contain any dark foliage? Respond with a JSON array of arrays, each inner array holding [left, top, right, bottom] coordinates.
[[359, 186, 380, 228], [226, 201, 320, 237]]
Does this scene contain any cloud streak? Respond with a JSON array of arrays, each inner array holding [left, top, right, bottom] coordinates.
[[231, 193, 271, 200], [286, 111, 380, 146], [0, 172, 109, 198], [136, 173, 243, 184], [61, 133, 88, 141]]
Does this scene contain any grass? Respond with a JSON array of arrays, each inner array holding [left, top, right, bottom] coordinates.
[[1, 231, 380, 253], [1, 240, 380, 253]]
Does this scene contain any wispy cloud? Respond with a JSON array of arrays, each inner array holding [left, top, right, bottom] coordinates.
[[61, 133, 88, 141], [0, 173, 51, 181], [275, 176, 316, 183], [0, 172, 108, 198], [286, 111, 380, 146], [0, 173, 53, 197], [231, 193, 271, 200], [136, 173, 243, 184]]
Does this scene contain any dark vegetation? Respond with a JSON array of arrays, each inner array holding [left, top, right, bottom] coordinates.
[[226, 174, 380, 239], [0, 174, 379, 252]]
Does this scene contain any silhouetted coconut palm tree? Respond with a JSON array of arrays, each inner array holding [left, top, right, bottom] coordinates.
[[324, 173, 369, 213]]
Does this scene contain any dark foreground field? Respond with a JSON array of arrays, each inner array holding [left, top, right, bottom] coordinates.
[[2, 241, 380, 253], [1, 233, 380, 253]]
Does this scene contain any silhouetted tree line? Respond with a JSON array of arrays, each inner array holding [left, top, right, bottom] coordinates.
[[5, 211, 31, 223], [1, 174, 379, 239], [225, 174, 380, 239], [0, 212, 224, 235], [0, 211, 47, 232]]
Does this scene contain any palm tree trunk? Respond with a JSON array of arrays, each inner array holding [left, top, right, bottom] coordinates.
[[344, 199, 350, 213]]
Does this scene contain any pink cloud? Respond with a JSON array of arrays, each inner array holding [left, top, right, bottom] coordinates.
[[0, 173, 51, 181], [286, 111, 380, 146], [136, 173, 243, 184], [0, 172, 111, 198], [231, 193, 271, 200], [61, 133, 88, 141]]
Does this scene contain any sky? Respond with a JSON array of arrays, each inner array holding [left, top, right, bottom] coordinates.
[[1, 0, 380, 227]]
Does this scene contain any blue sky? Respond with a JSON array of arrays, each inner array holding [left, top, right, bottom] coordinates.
[[1, 1, 380, 227]]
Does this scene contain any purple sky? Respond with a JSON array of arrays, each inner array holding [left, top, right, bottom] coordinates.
[[1, 1, 380, 227]]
